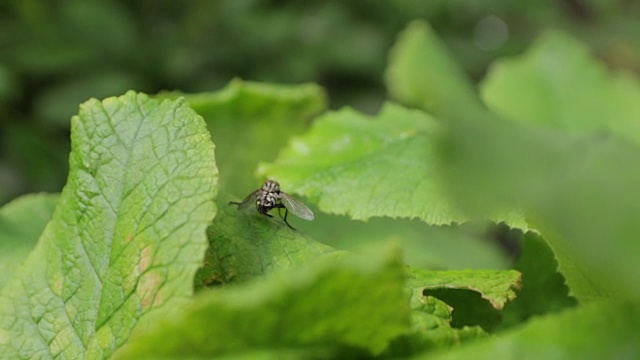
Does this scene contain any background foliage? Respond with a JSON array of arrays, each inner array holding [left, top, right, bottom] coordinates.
[[1, 0, 639, 204]]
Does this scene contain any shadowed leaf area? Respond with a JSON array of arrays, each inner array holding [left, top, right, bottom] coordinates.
[[194, 193, 341, 288], [0, 193, 58, 290]]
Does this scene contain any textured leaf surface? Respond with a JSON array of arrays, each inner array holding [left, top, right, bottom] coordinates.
[[399, 295, 487, 354], [0, 92, 217, 359], [394, 268, 510, 354], [0, 193, 58, 290], [195, 193, 340, 288], [159, 79, 327, 195], [427, 301, 640, 360], [114, 246, 410, 358], [392, 268, 521, 354], [481, 31, 640, 143], [259, 102, 467, 225], [407, 268, 520, 333], [385, 20, 640, 301], [408, 268, 521, 311]]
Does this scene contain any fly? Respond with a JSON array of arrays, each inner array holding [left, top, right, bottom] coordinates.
[[229, 180, 314, 230]]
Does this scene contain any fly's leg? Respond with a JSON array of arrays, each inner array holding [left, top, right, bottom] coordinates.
[[275, 204, 296, 230], [228, 201, 241, 206], [283, 208, 296, 230]]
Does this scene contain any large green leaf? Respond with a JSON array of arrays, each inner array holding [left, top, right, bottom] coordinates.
[[481, 31, 640, 143], [0, 92, 218, 359], [385, 20, 640, 301], [113, 245, 410, 358], [427, 301, 640, 360], [159, 79, 327, 195], [258, 102, 464, 225], [439, 100, 640, 301], [0, 193, 58, 290], [259, 100, 525, 229]]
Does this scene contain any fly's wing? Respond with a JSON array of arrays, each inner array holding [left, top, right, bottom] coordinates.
[[280, 193, 315, 220], [232, 191, 259, 212]]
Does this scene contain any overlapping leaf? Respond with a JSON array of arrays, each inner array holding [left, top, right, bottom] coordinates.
[[427, 301, 640, 360], [114, 246, 410, 358], [385, 20, 640, 301], [0, 92, 217, 359], [159, 79, 327, 195], [394, 266, 520, 353], [408, 268, 521, 311], [400, 294, 488, 353], [481, 31, 640, 143], [407, 268, 521, 333]]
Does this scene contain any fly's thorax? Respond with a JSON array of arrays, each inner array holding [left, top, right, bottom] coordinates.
[[256, 188, 280, 212]]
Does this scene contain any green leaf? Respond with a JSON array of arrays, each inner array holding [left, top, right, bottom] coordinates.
[[0, 193, 58, 290], [408, 268, 521, 311], [388, 21, 640, 300], [159, 79, 327, 195], [481, 31, 640, 143], [259, 102, 525, 229], [397, 302, 487, 354], [408, 268, 520, 333], [391, 276, 497, 355], [440, 106, 640, 301], [387, 267, 519, 355], [259, 102, 464, 225], [385, 20, 483, 118], [113, 245, 410, 358], [476, 32, 640, 300], [355, 19, 528, 228], [0, 92, 218, 359], [426, 301, 640, 360], [194, 193, 340, 288]]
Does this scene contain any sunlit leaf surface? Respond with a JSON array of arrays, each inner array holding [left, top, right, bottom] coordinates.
[[0, 92, 217, 359]]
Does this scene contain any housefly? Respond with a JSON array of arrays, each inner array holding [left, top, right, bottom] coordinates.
[[229, 180, 314, 230]]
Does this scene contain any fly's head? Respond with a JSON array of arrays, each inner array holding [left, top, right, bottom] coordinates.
[[262, 180, 280, 193]]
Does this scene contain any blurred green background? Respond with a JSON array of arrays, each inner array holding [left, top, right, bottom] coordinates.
[[1, 0, 639, 205]]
